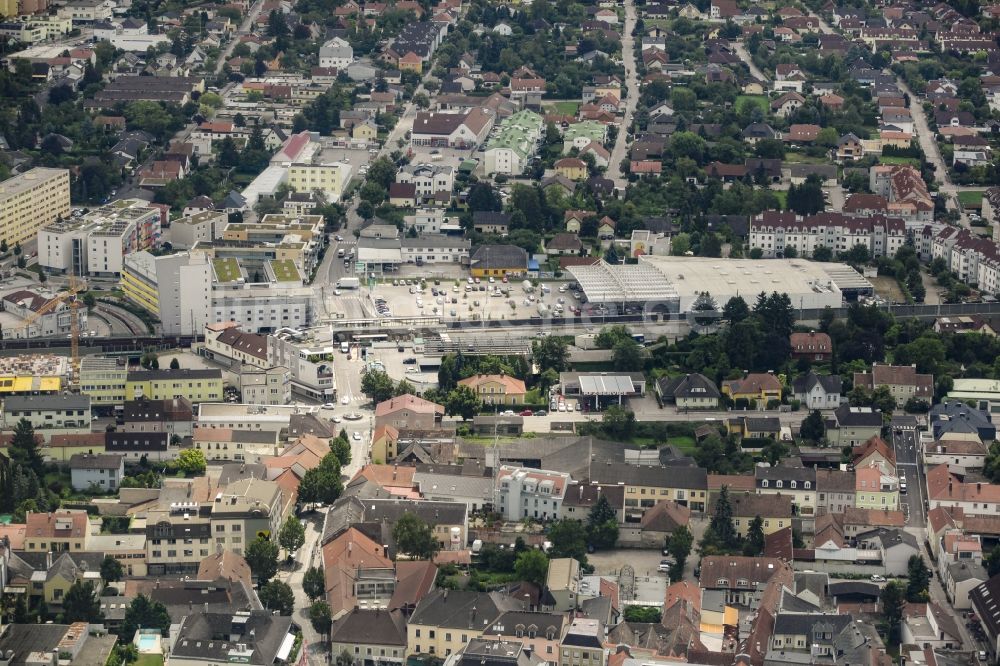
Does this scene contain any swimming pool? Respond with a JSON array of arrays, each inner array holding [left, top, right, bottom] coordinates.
[[136, 634, 159, 652]]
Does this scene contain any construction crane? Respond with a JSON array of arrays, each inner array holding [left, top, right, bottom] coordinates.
[[16, 270, 83, 390]]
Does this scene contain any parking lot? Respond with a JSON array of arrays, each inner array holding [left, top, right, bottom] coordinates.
[[327, 277, 594, 322]]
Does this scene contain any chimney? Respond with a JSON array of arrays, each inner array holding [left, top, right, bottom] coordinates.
[[978, 483, 983, 493]]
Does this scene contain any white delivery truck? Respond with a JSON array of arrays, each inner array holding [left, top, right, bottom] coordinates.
[[337, 277, 360, 289]]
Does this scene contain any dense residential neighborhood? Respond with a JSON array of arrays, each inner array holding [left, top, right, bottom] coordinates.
[[4, 0, 1000, 663]]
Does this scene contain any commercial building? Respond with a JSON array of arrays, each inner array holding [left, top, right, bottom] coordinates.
[[79, 357, 128, 408], [126, 368, 224, 404], [396, 163, 455, 199], [204, 322, 269, 369], [121, 250, 211, 336], [169, 612, 293, 666], [267, 327, 337, 401], [568, 256, 873, 314], [948, 379, 1000, 415], [0, 168, 71, 247]]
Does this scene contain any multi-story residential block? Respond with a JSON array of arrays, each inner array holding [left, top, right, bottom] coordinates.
[[826, 404, 883, 447], [169, 611, 292, 666], [286, 163, 351, 202], [121, 396, 194, 438], [481, 612, 566, 666], [407, 590, 514, 657], [204, 322, 269, 369], [400, 236, 471, 265], [589, 462, 708, 517], [855, 462, 899, 510], [927, 464, 1000, 516], [853, 363, 933, 407], [869, 165, 934, 226], [24, 511, 89, 552], [545, 557, 579, 612], [815, 468, 856, 514], [397, 163, 455, 199], [211, 477, 285, 547], [266, 327, 337, 401], [748, 211, 906, 258], [720, 491, 793, 536], [170, 210, 227, 249], [121, 250, 211, 336], [39, 199, 159, 276], [193, 427, 280, 463], [237, 365, 292, 405], [484, 110, 544, 176], [69, 452, 124, 491], [319, 36, 353, 68], [0, 289, 88, 340], [2, 394, 90, 437], [755, 465, 816, 519], [79, 357, 127, 408], [0, 168, 71, 247], [496, 466, 570, 521], [330, 609, 408, 666], [560, 619, 606, 666]]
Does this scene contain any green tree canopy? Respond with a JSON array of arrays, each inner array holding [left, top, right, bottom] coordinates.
[[62, 580, 103, 623], [514, 549, 549, 586], [122, 595, 171, 637], [303, 566, 326, 601], [245, 536, 280, 585], [259, 580, 295, 615], [392, 513, 439, 559], [278, 517, 306, 559]]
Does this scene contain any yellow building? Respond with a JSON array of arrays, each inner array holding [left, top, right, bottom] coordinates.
[[371, 424, 398, 463], [44, 433, 107, 463], [457, 374, 527, 405], [722, 372, 783, 404], [286, 163, 350, 202], [469, 245, 529, 278], [855, 463, 899, 510], [352, 120, 378, 141], [554, 157, 588, 181], [407, 589, 498, 656], [125, 368, 223, 404], [724, 492, 793, 536], [24, 511, 89, 552], [120, 259, 161, 317], [79, 357, 128, 406], [0, 168, 70, 247], [0, 375, 61, 395], [592, 462, 707, 518]]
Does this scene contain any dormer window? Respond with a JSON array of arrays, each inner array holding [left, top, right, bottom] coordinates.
[[716, 578, 729, 587], [761, 480, 769, 488], [790, 481, 797, 489], [804, 481, 811, 490], [776, 480, 783, 489]]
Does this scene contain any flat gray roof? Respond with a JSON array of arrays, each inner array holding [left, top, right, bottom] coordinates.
[[578, 374, 636, 395], [566, 260, 678, 304]]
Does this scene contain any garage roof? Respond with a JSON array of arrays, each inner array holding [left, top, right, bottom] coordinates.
[[578, 374, 636, 395]]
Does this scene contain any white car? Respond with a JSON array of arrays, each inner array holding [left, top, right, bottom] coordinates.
[[332, 416, 342, 423], [334, 289, 341, 295], [352, 432, 362, 441], [322, 402, 335, 409], [870, 574, 886, 583], [341, 396, 350, 405]]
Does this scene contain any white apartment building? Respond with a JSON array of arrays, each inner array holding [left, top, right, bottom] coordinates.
[[1, 288, 88, 340], [496, 465, 570, 522], [170, 210, 228, 249], [396, 164, 455, 198], [267, 327, 336, 401], [286, 162, 351, 202], [211, 284, 315, 334], [318, 36, 353, 69], [748, 211, 906, 258], [40, 200, 159, 277], [400, 236, 471, 264], [122, 250, 212, 336]]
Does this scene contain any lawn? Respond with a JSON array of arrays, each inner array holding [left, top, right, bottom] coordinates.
[[773, 190, 788, 209], [736, 95, 768, 113], [879, 156, 921, 166], [548, 101, 579, 115], [135, 655, 164, 666], [958, 190, 985, 208], [667, 436, 697, 453]]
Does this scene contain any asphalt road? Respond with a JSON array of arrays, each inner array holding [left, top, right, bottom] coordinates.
[[892, 425, 926, 528], [608, 0, 638, 191]]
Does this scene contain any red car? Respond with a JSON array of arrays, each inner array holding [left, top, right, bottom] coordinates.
[[519, 409, 534, 416]]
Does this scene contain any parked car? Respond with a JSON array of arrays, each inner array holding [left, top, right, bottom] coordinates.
[[519, 409, 533, 416], [870, 574, 886, 583]]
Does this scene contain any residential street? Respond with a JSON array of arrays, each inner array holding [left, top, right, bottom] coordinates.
[[608, 0, 638, 191], [214, 0, 266, 75], [733, 42, 767, 83]]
